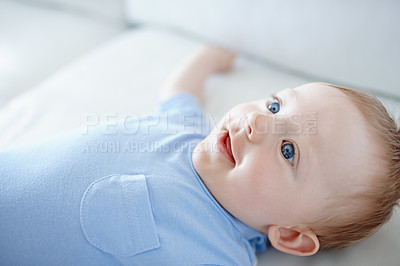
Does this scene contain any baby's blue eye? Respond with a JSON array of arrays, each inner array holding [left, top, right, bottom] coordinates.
[[281, 141, 295, 164], [268, 101, 280, 114]]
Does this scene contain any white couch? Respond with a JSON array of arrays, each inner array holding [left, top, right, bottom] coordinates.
[[0, 1, 399, 265]]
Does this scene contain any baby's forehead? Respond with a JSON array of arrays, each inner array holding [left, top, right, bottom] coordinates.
[[280, 83, 348, 108], [289, 84, 376, 187], [305, 128, 376, 207]]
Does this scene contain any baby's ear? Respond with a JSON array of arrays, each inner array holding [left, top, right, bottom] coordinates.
[[267, 225, 320, 256]]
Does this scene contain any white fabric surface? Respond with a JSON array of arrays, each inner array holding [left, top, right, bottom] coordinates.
[[0, 27, 399, 265], [125, 0, 400, 98], [0, 0, 124, 107]]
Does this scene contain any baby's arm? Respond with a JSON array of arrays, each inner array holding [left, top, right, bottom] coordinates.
[[160, 45, 235, 104]]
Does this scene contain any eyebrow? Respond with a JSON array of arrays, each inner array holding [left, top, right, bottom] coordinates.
[[271, 93, 283, 108], [288, 89, 303, 176], [288, 88, 298, 102]]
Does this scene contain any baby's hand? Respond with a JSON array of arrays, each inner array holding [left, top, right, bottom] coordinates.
[[193, 45, 236, 73]]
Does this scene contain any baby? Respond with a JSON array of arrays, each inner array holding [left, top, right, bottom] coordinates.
[[0, 46, 399, 265], [166, 47, 400, 254]]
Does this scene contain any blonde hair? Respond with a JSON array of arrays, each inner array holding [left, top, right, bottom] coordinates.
[[312, 83, 400, 249]]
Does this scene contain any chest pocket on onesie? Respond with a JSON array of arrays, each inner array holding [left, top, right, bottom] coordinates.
[[80, 174, 160, 257]]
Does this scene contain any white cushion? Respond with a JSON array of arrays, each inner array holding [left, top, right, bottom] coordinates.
[[125, 0, 400, 98]]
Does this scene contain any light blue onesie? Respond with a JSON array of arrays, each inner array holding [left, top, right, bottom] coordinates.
[[0, 93, 267, 265]]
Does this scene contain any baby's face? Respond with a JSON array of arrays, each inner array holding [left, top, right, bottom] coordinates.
[[192, 83, 375, 233]]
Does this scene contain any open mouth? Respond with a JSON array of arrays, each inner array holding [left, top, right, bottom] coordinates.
[[218, 130, 235, 164]]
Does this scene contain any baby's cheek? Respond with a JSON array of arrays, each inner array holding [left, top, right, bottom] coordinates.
[[245, 173, 274, 202]]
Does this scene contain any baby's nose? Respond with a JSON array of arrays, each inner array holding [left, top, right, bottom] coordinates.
[[245, 111, 270, 142], [245, 111, 302, 142]]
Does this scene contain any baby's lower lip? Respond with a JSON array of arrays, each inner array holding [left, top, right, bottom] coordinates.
[[217, 130, 235, 165]]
